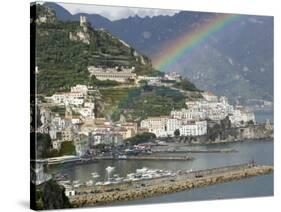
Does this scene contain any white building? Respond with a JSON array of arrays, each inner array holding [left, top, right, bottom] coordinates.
[[137, 76, 162, 85], [88, 66, 137, 83], [179, 121, 207, 136], [164, 72, 181, 82], [51, 92, 84, 106], [71, 118, 81, 125], [52, 140, 62, 150], [62, 128, 74, 141], [71, 84, 88, 95], [166, 118, 182, 136], [65, 188, 75, 197], [229, 108, 256, 127], [140, 116, 168, 128], [140, 116, 169, 137], [77, 102, 95, 118], [140, 116, 207, 137]]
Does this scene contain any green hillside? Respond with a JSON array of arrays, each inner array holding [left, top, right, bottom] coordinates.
[[32, 4, 155, 95]]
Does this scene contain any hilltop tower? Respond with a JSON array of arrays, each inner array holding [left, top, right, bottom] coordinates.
[[80, 15, 87, 27], [80, 15, 89, 33]]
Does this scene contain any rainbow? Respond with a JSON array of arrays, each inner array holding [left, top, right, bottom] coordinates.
[[153, 13, 242, 72]]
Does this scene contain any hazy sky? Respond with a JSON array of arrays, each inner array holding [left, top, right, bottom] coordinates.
[[57, 2, 179, 21]]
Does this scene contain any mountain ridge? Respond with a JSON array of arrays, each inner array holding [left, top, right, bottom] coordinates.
[[46, 2, 273, 103]]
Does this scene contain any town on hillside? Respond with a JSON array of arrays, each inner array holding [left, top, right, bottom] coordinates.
[[35, 22, 258, 161], [30, 4, 274, 209]]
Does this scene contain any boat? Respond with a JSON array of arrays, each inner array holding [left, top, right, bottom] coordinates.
[[114, 177, 123, 182], [86, 180, 93, 186], [73, 183, 81, 188], [91, 172, 100, 178], [103, 181, 112, 185], [118, 155, 127, 159], [95, 182, 103, 186], [136, 167, 148, 174]]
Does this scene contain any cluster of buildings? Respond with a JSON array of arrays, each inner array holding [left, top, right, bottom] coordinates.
[[140, 116, 207, 137], [47, 85, 89, 107], [140, 91, 255, 138], [39, 84, 140, 157], [38, 69, 256, 156]]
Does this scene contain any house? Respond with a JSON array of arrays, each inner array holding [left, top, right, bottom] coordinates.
[[71, 117, 82, 125], [179, 121, 207, 136], [166, 118, 182, 136], [62, 127, 74, 141], [51, 92, 84, 106], [52, 140, 62, 150], [140, 116, 207, 138], [140, 116, 169, 137], [71, 84, 88, 95], [65, 188, 75, 197]]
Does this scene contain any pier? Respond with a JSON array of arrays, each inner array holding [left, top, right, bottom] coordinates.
[[69, 163, 273, 207], [93, 155, 194, 161]]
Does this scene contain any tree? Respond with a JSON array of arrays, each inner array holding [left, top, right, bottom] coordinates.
[[33, 180, 71, 210], [247, 120, 255, 126], [174, 129, 180, 137], [173, 78, 201, 92], [125, 132, 156, 145], [31, 133, 52, 159], [59, 141, 76, 155], [139, 80, 148, 86]]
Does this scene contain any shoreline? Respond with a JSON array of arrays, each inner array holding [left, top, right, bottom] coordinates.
[[44, 137, 273, 167], [69, 164, 273, 207]]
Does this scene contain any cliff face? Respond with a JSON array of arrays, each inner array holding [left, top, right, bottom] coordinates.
[[31, 180, 71, 210]]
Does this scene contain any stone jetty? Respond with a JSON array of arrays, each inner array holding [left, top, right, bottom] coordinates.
[[69, 164, 273, 207]]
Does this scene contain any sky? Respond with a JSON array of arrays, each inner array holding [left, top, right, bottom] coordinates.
[[57, 2, 179, 21]]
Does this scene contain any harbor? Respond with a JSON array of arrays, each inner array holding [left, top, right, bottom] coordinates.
[[48, 139, 273, 183], [36, 138, 274, 209]]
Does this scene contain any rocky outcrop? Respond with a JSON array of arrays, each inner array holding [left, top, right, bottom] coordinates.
[[31, 180, 71, 210], [162, 123, 273, 144], [70, 165, 273, 207]]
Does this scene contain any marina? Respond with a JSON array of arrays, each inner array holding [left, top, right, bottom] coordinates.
[[68, 164, 273, 207], [49, 139, 273, 183]]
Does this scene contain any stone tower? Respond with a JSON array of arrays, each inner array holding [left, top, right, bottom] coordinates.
[[80, 16, 87, 27]]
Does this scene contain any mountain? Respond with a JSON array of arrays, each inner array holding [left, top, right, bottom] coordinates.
[[44, 2, 112, 28], [47, 2, 273, 103], [32, 4, 155, 95]]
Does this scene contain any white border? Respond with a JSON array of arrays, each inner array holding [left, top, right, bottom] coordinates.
[[0, 0, 279, 211]]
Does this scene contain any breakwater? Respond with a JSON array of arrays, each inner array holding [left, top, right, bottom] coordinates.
[[85, 155, 194, 161], [69, 164, 273, 207], [153, 149, 237, 153]]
